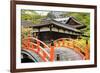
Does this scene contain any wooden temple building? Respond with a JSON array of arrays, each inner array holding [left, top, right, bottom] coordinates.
[[22, 17, 86, 44]]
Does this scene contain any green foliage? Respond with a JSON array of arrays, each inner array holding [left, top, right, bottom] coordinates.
[[21, 10, 46, 24]]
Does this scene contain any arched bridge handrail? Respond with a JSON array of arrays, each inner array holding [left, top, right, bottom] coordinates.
[[22, 37, 51, 61], [23, 37, 50, 49], [52, 38, 85, 51], [50, 38, 85, 59]]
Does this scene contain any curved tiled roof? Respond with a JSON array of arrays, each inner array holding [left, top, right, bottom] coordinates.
[[21, 17, 86, 33]]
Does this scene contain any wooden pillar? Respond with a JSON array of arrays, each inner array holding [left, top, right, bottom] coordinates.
[[56, 54, 60, 61], [58, 28, 59, 32], [50, 25, 53, 41], [37, 28, 40, 39]]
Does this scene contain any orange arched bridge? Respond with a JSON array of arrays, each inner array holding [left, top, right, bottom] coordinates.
[[21, 37, 90, 62]]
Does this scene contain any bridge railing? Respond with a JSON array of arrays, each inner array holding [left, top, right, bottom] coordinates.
[[22, 37, 55, 61], [49, 38, 89, 60], [22, 37, 51, 61], [22, 37, 89, 62]]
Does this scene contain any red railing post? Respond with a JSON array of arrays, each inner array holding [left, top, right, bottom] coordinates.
[[50, 46, 54, 61], [58, 41, 60, 47], [27, 38, 30, 49], [50, 41, 54, 61], [73, 40, 75, 48], [84, 40, 90, 60], [62, 39, 65, 47], [32, 44, 34, 49], [43, 51, 47, 59], [37, 40, 40, 52]]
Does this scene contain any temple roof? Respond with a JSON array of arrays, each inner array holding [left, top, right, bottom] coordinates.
[[21, 17, 86, 33], [54, 17, 86, 29]]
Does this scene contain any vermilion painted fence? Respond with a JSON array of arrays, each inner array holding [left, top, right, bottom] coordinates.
[[22, 37, 89, 61]]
